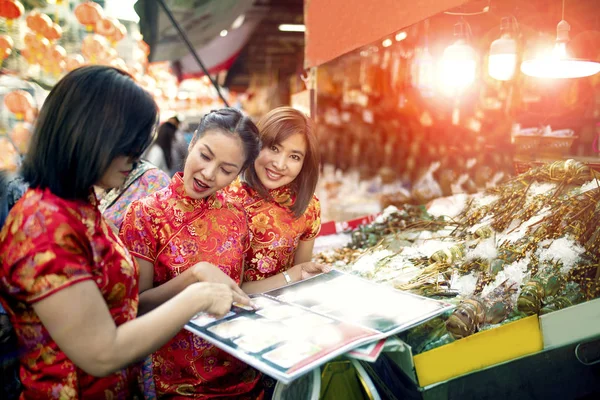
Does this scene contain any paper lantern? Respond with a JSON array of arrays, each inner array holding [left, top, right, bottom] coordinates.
[[4, 90, 34, 120], [0, 34, 14, 62], [110, 57, 127, 71], [24, 32, 50, 64], [44, 23, 63, 42], [0, 0, 24, 27], [20, 47, 35, 64], [49, 44, 66, 62], [25, 107, 38, 123], [26, 11, 52, 36], [139, 40, 150, 56], [111, 22, 127, 44], [82, 34, 108, 62], [74, 1, 104, 32], [65, 54, 85, 71], [95, 17, 115, 37], [9, 122, 32, 153], [0, 137, 19, 171]]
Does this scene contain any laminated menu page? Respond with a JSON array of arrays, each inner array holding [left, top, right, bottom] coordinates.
[[185, 269, 453, 384]]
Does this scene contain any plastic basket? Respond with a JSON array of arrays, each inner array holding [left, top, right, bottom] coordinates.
[[513, 135, 542, 158], [539, 136, 578, 158]]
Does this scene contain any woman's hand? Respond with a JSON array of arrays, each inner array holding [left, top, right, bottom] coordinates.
[[189, 282, 251, 318], [191, 262, 250, 304], [289, 262, 332, 282]]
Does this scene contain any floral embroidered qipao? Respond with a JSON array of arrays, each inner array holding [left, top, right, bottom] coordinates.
[[120, 173, 261, 399], [0, 188, 140, 399], [224, 180, 321, 281]]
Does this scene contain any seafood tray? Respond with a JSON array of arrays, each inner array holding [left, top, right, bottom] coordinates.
[[313, 159, 600, 389]]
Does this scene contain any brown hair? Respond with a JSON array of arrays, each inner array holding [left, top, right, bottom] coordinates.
[[244, 107, 320, 218]]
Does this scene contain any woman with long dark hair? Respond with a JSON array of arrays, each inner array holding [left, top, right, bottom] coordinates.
[[0, 66, 249, 399]]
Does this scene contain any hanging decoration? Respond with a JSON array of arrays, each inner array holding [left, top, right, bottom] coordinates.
[[0, 34, 13, 65], [4, 90, 34, 120], [74, 1, 104, 32], [0, 0, 24, 28]]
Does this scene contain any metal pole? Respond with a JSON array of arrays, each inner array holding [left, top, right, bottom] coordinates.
[[155, 0, 230, 107]]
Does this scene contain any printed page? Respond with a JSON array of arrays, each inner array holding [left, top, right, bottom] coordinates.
[[185, 294, 379, 384], [185, 270, 452, 383], [264, 269, 453, 335]]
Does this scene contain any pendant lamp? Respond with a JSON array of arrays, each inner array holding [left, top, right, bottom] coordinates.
[[440, 20, 477, 96], [488, 17, 518, 81], [521, 0, 600, 79]]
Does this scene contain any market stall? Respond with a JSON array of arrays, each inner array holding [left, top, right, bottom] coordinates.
[[308, 0, 600, 223], [303, 0, 600, 397], [312, 159, 600, 398]]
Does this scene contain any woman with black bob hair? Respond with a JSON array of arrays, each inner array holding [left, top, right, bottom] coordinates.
[[0, 66, 250, 399]]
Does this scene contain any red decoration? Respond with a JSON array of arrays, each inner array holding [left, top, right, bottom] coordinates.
[[26, 11, 51, 35], [112, 21, 127, 44], [4, 90, 34, 120], [81, 34, 108, 62], [0, 34, 14, 61], [9, 122, 32, 154], [74, 1, 104, 32], [0, 0, 24, 26], [44, 23, 63, 41], [65, 54, 85, 71], [95, 17, 115, 37], [139, 40, 150, 56]]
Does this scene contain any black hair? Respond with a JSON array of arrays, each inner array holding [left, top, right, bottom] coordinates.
[[154, 122, 177, 170], [190, 108, 261, 172], [21, 65, 158, 200]]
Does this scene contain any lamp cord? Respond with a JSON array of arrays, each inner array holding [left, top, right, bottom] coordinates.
[[562, 0, 565, 20]]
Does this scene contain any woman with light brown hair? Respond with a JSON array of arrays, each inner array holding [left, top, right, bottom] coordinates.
[[225, 106, 330, 295]]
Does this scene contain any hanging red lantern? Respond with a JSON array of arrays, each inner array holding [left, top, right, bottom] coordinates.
[[65, 54, 85, 71], [44, 23, 63, 42], [49, 44, 66, 63], [0, 0, 24, 27], [81, 34, 108, 63], [95, 17, 116, 38], [74, 1, 104, 32], [139, 40, 150, 56], [5, 90, 34, 120], [111, 22, 127, 44], [0, 34, 14, 62], [0, 137, 19, 171], [9, 122, 32, 154], [20, 47, 35, 64], [26, 11, 52, 36]]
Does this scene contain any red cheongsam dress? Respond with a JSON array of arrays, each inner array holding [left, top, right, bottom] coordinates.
[[120, 172, 262, 399], [224, 180, 321, 282], [0, 188, 141, 399]]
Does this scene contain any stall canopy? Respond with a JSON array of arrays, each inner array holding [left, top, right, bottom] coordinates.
[[135, 0, 266, 77], [304, 0, 471, 68]]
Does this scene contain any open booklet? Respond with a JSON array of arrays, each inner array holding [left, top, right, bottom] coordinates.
[[185, 269, 453, 384]]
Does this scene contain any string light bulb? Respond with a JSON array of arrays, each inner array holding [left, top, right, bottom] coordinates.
[[488, 17, 518, 81]]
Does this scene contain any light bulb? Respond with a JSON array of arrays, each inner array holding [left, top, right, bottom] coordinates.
[[488, 32, 517, 81], [440, 39, 477, 95], [521, 19, 600, 79], [551, 42, 568, 59]]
